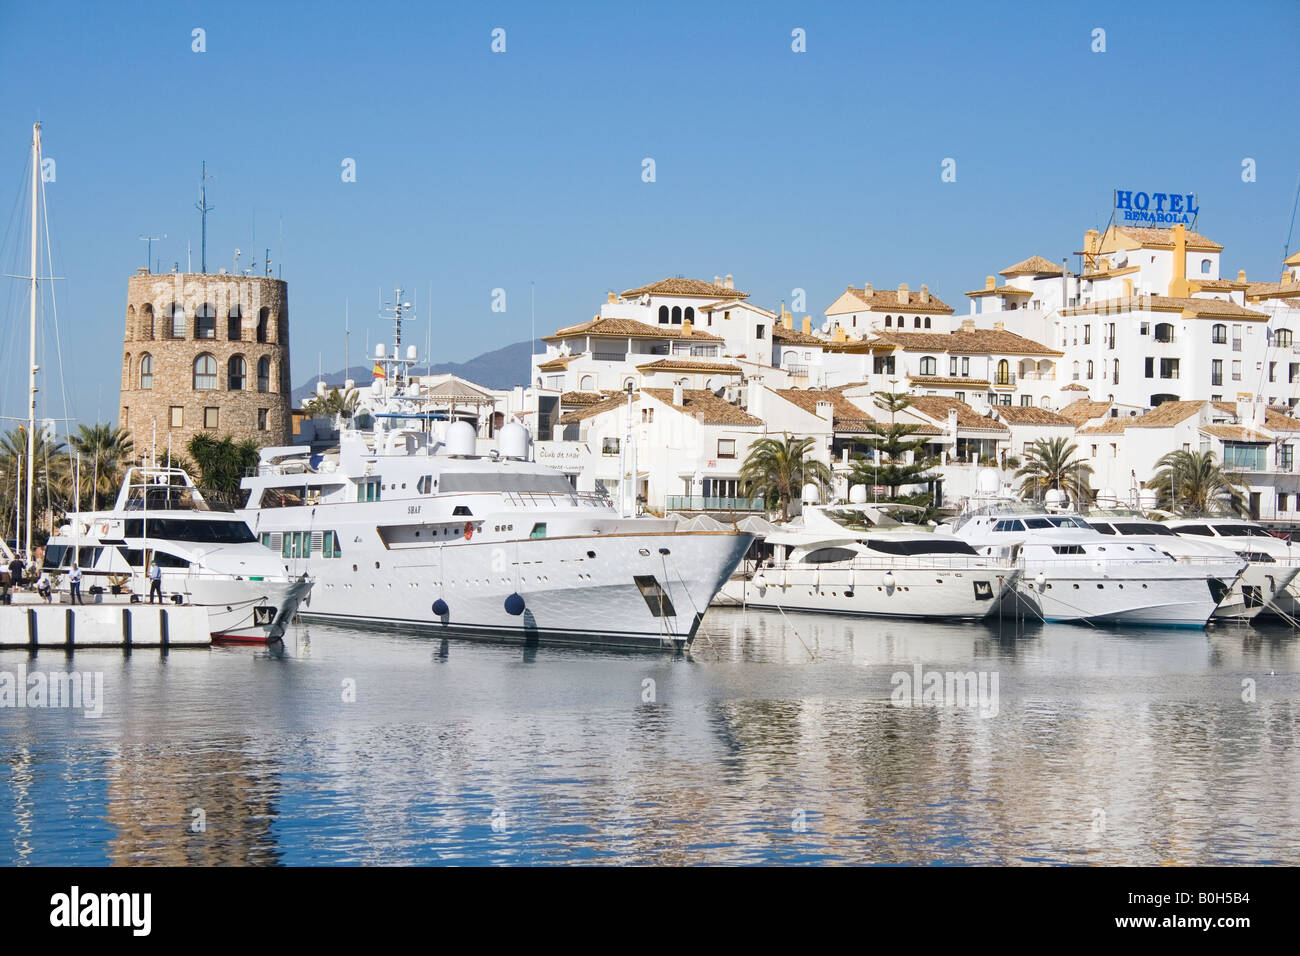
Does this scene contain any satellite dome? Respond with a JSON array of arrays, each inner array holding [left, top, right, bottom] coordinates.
[[1097, 487, 1118, 507], [375, 343, 387, 359], [1044, 488, 1065, 509], [849, 484, 868, 504], [406, 345, 418, 361], [801, 483, 820, 504], [445, 420, 477, 457], [497, 422, 530, 460], [977, 468, 999, 494], [1138, 488, 1158, 511]]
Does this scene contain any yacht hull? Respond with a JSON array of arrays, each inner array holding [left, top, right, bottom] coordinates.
[[288, 531, 752, 650], [1014, 566, 1218, 628]]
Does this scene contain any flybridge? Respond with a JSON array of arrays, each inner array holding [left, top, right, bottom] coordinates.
[[1113, 189, 1199, 226]]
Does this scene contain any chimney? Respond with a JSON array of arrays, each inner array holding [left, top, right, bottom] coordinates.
[[724, 274, 734, 290], [607, 291, 616, 303], [985, 275, 996, 290], [993, 320, 1005, 331], [1168, 223, 1188, 296], [783, 308, 793, 330], [1237, 269, 1247, 283], [833, 326, 847, 342], [815, 400, 835, 423], [747, 383, 765, 418], [863, 282, 873, 296], [682, 319, 693, 336], [961, 318, 975, 331], [1099, 257, 1111, 272], [947, 408, 959, 440], [672, 382, 684, 407], [802, 315, 811, 335], [920, 284, 930, 303], [897, 282, 909, 304]]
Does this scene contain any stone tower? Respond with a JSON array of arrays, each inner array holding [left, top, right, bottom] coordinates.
[[119, 270, 292, 454]]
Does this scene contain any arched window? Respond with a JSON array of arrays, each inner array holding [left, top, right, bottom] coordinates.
[[997, 359, 1010, 385], [169, 303, 186, 339], [277, 313, 288, 345], [127, 306, 136, 340], [193, 353, 218, 390], [1072, 361, 1080, 381], [139, 354, 154, 390], [1201, 259, 1212, 274], [228, 355, 246, 390], [914, 316, 921, 328], [658, 305, 669, 324], [195, 302, 216, 339], [671, 306, 682, 325], [884, 315, 892, 327], [1154, 322, 1174, 343], [140, 303, 154, 339], [1276, 329, 1294, 348], [622, 376, 635, 390], [256, 307, 270, 344], [579, 374, 595, 390], [1211, 323, 1227, 344], [684, 307, 695, 323], [228, 306, 242, 341], [924, 317, 931, 329], [919, 356, 937, 375], [1086, 360, 1094, 379], [123, 352, 131, 386], [257, 357, 270, 392]]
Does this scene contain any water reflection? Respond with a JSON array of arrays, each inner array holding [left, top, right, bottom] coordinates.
[[0, 607, 1296, 865]]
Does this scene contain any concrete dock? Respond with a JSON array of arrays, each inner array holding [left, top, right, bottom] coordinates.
[[0, 597, 211, 649]]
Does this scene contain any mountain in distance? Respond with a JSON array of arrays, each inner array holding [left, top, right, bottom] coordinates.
[[291, 338, 543, 405]]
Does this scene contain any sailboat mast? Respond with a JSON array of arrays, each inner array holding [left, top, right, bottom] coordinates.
[[25, 122, 40, 561]]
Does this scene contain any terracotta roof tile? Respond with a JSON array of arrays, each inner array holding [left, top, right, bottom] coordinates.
[[1127, 400, 1207, 428], [642, 388, 763, 426], [621, 277, 747, 299], [544, 316, 725, 342], [771, 324, 826, 345], [537, 354, 579, 370], [1245, 280, 1300, 300], [992, 405, 1074, 427], [999, 255, 1064, 277], [965, 285, 1034, 298], [1201, 424, 1270, 442], [635, 358, 744, 373], [871, 328, 1062, 356], [1078, 418, 1130, 435], [1060, 383, 1090, 392], [773, 388, 882, 433], [557, 392, 631, 425], [560, 390, 609, 407], [1113, 225, 1223, 252], [841, 285, 954, 315], [1061, 295, 1268, 320], [904, 396, 1009, 434], [907, 375, 990, 388], [1057, 399, 1112, 425], [1265, 409, 1300, 432]]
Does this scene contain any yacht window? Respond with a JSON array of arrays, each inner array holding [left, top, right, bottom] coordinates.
[[1024, 518, 1054, 529], [1178, 525, 1213, 536], [1114, 522, 1175, 536], [43, 545, 69, 568], [993, 519, 1026, 532], [530, 523, 547, 539], [866, 539, 978, 556], [1213, 525, 1272, 538], [260, 487, 307, 508], [76, 546, 104, 566], [1237, 550, 1275, 563], [138, 519, 257, 544], [1091, 523, 1116, 535], [802, 547, 858, 564], [439, 473, 576, 495], [1052, 545, 1085, 554], [453, 505, 473, 516]]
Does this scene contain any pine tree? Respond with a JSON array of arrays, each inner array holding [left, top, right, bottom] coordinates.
[[848, 392, 938, 506]]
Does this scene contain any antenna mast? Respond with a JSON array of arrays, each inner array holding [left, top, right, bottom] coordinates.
[[25, 123, 40, 560], [139, 234, 165, 274], [195, 161, 214, 273]]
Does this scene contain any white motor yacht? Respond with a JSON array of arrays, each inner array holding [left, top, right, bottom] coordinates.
[[1164, 517, 1300, 621], [43, 467, 312, 642]]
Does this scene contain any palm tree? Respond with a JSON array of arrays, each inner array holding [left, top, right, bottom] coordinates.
[[0, 426, 69, 545], [304, 386, 360, 419], [67, 423, 134, 510], [1014, 437, 1094, 505], [738, 434, 833, 521], [1146, 449, 1246, 516], [187, 434, 260, 508]]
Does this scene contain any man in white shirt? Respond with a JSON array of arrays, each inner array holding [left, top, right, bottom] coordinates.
[[69, 563, 83, 604]]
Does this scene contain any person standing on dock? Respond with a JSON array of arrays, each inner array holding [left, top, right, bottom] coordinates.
[[68, 564, 83, 604], [148, 558, 162, 604], [7, 556, 24, 592]]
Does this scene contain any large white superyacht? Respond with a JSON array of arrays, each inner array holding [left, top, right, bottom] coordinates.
[[238, 327, 751, 650]]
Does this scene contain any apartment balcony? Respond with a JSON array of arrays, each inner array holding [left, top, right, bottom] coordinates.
[[666, 495, 767, 513], [1019, 371, 1056, 382], [785, 363, 809, 378]]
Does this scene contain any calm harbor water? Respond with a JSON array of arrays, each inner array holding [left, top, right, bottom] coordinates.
[[1, 608, 1298, 865]]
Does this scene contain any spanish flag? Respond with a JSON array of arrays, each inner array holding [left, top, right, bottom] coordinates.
[[372, 363, 386, 379]]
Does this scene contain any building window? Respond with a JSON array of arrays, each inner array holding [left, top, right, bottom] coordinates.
[[1086, 360, 1094, 379], [139, 353, 154, 389], [1277, 329, 1294, 348], [641, 408, 654, 423], [228, 306, 242, 341], [169, 303, 186, 338], [872, 355, 895, 375], [1232, 325, 1243, 351], [193, 353, 218, 390], [1139, 322, 1149, 335], [884, 315, 892, 327], [256, 307, 270, 343], [1231, 360, 1242, 381], [1270, 361, 1277, 382], [949, 357, 958, 376], [924, 317, 931, 329], [1020, 394, 1032, 406], [195, 303, 216, 339], [602, 437, 620, 456], [671, 306, 682, 325], [1160, 358, 1180, 379], [717, 439, 736, 459], [257, 357, 270, 392], [954, 392, 965, 403], [1211, 359, 1222, 386], [1113, 359, 1119, 385], [997, 359, 1010, 385], [204, 407, 219, 429], [169, 406, 183, 428], [1282, 445, 1294, 471], [1145, 357, 1154, 378], [257, 408, 268, 431], [756, 324, 766, 339], [913, 316, 921, 329], [658, 305, 669, 324], [961, 357, 970, 376], [1211, 323, 1227, 344], [1083, 325, 1091, 344], [1279, 492, 1289, 513], [1154, 323, 1174, 343], [1072, 361, 1080, 381], [1201, 259, 1212, 274], [920, 356, 937, 375], [225, 355, 246, 390]]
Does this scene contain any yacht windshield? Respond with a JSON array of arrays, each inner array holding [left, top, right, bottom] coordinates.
[[124, 518, 256, 544], [439, 473, 576, 495], [1113, 522, 1176, 536], [867, 539, 978, 556], [1213, 525, 1275, 538]]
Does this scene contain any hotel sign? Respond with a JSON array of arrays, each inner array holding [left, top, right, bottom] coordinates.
[[1114, 189, 1198, 226]]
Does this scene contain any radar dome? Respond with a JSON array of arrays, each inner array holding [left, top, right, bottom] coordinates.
[[1138, 489, 1158, 511], [802, 483, 820, 504], [849, 484, 868, 504], [406, 345, 418, 361], [375, 343, 387, 359], [497, 422, 530, 460], [445, 420, 477, 457], [370, 380, 383, 397], [315, 381, 327, 397], [1097, 487, 1118, 507], [1044, 488, 1065, 509], [977, 468, 999, 494]]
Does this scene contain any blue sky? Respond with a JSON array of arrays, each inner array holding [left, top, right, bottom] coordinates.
[[1, 0, 1298, 428]]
